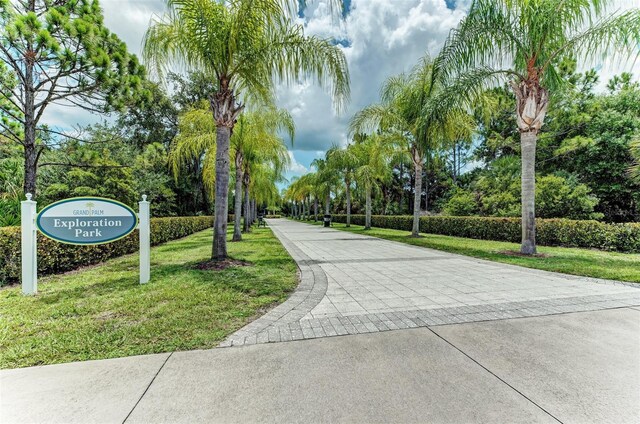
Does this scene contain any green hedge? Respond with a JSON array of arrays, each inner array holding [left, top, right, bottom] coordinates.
[[0, 216, 213, 284], [228, 214, 281, 221], [329, 214, 640, 253]]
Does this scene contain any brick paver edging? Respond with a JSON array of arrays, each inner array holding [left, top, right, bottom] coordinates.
[[219, 222, 328, 346]]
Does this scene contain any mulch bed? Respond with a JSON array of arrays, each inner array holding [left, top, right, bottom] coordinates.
[[193, 259, 253, 271], [499, 250, 551, 258]]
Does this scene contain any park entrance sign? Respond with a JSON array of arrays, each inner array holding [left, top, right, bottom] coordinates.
[[37, 198, 138, 244], [21, 194, 151, 295]]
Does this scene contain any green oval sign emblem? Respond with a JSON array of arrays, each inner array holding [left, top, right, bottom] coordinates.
[[37, 197, 138, 245]]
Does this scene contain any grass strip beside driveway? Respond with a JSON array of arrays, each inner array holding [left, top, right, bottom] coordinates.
[[0, 227, 298, 369], [305, 220, 640, 283]]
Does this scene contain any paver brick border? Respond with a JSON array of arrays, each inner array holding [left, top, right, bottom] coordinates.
[[220, 221, 328, 347]]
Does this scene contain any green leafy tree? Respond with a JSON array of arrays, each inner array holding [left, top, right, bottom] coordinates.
[[117, 81, 178, 149], [0, 154, 23, 226], [288, 173, 314, 220], [631, 138, 640, 183], [435, 0, 640, 253], [457, 156, 602, 219], [133, 143, 177, 216], [37, 126, 138, 206], [0, 0, 147, 197], [536, 174, 601, 220], [443, 188, 478, 216], [476, 155, 522, 216], [143, 0, 350, 260]]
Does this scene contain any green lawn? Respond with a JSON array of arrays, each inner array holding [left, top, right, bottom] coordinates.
[[0, 227, 298, 369], [306, 220, 640, 283]]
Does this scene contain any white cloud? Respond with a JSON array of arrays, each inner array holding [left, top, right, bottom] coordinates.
[[287, 151, 310, 177], [276, 0, 467, 155]]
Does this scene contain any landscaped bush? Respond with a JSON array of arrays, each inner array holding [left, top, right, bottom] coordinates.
[[0, 216, 213, 284], [330, 214, 640, 253], [227, 214, 281, 221]]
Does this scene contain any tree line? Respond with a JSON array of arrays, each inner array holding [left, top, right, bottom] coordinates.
[[2, 0, 640, 261], [288, 0, 640, 256], [1, 0, 350, 264]]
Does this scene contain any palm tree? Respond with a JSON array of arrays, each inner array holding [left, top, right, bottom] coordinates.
[[327, 144, 359, 226], [144, 0, 350, 260], [350, 55, 472, 237], [433, 0, 640, 254], [250, 163, 286, 219], [235, 109, 293, 236], [353, 135, 389, 229], [292, 174, 315, 220], [311, 157, 338, 216], [286, 175, 312, 220], [169, 104, 291, 240]]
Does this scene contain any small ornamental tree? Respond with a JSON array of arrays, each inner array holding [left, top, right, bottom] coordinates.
[[0, 0, 147, 197]]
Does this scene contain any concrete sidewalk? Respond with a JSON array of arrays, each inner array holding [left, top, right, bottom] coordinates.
[[2, 308, 639, 423]]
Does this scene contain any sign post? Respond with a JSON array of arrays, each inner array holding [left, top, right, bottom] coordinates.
[[139, 195, 150, 284], [21, 193, 37, 295], [20, 195, 150, 295]]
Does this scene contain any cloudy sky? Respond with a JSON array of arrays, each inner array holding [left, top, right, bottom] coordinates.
[[46, 0, 639, 184]]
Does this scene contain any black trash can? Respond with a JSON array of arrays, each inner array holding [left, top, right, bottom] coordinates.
[[323, 214, 331, 228]]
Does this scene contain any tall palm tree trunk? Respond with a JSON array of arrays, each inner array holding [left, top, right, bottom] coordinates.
[[511, 78, 548, 255], [345, 180, 351, 227], [521, 131, 537, 254], [365, 185, 372, 230], [243, 180, 250, 233], [424, 161, 429, 212], [213, 125, 231, 259], [411, 157, 423, 237], [232, 153, 243, 242], [325, 194, 330, 215], [314, 197, 318, 221], [210, 82, 243, 260], [252, 199, 257, 224]]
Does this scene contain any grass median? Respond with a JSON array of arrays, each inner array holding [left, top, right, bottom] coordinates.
[[304, 219, 640, 283], [0, 226, 297, 369]]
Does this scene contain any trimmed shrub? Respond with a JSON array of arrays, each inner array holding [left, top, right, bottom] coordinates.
[[265, 214, 281, 218], [330, 214, 640, 253], [0, 216, 213, 284]]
